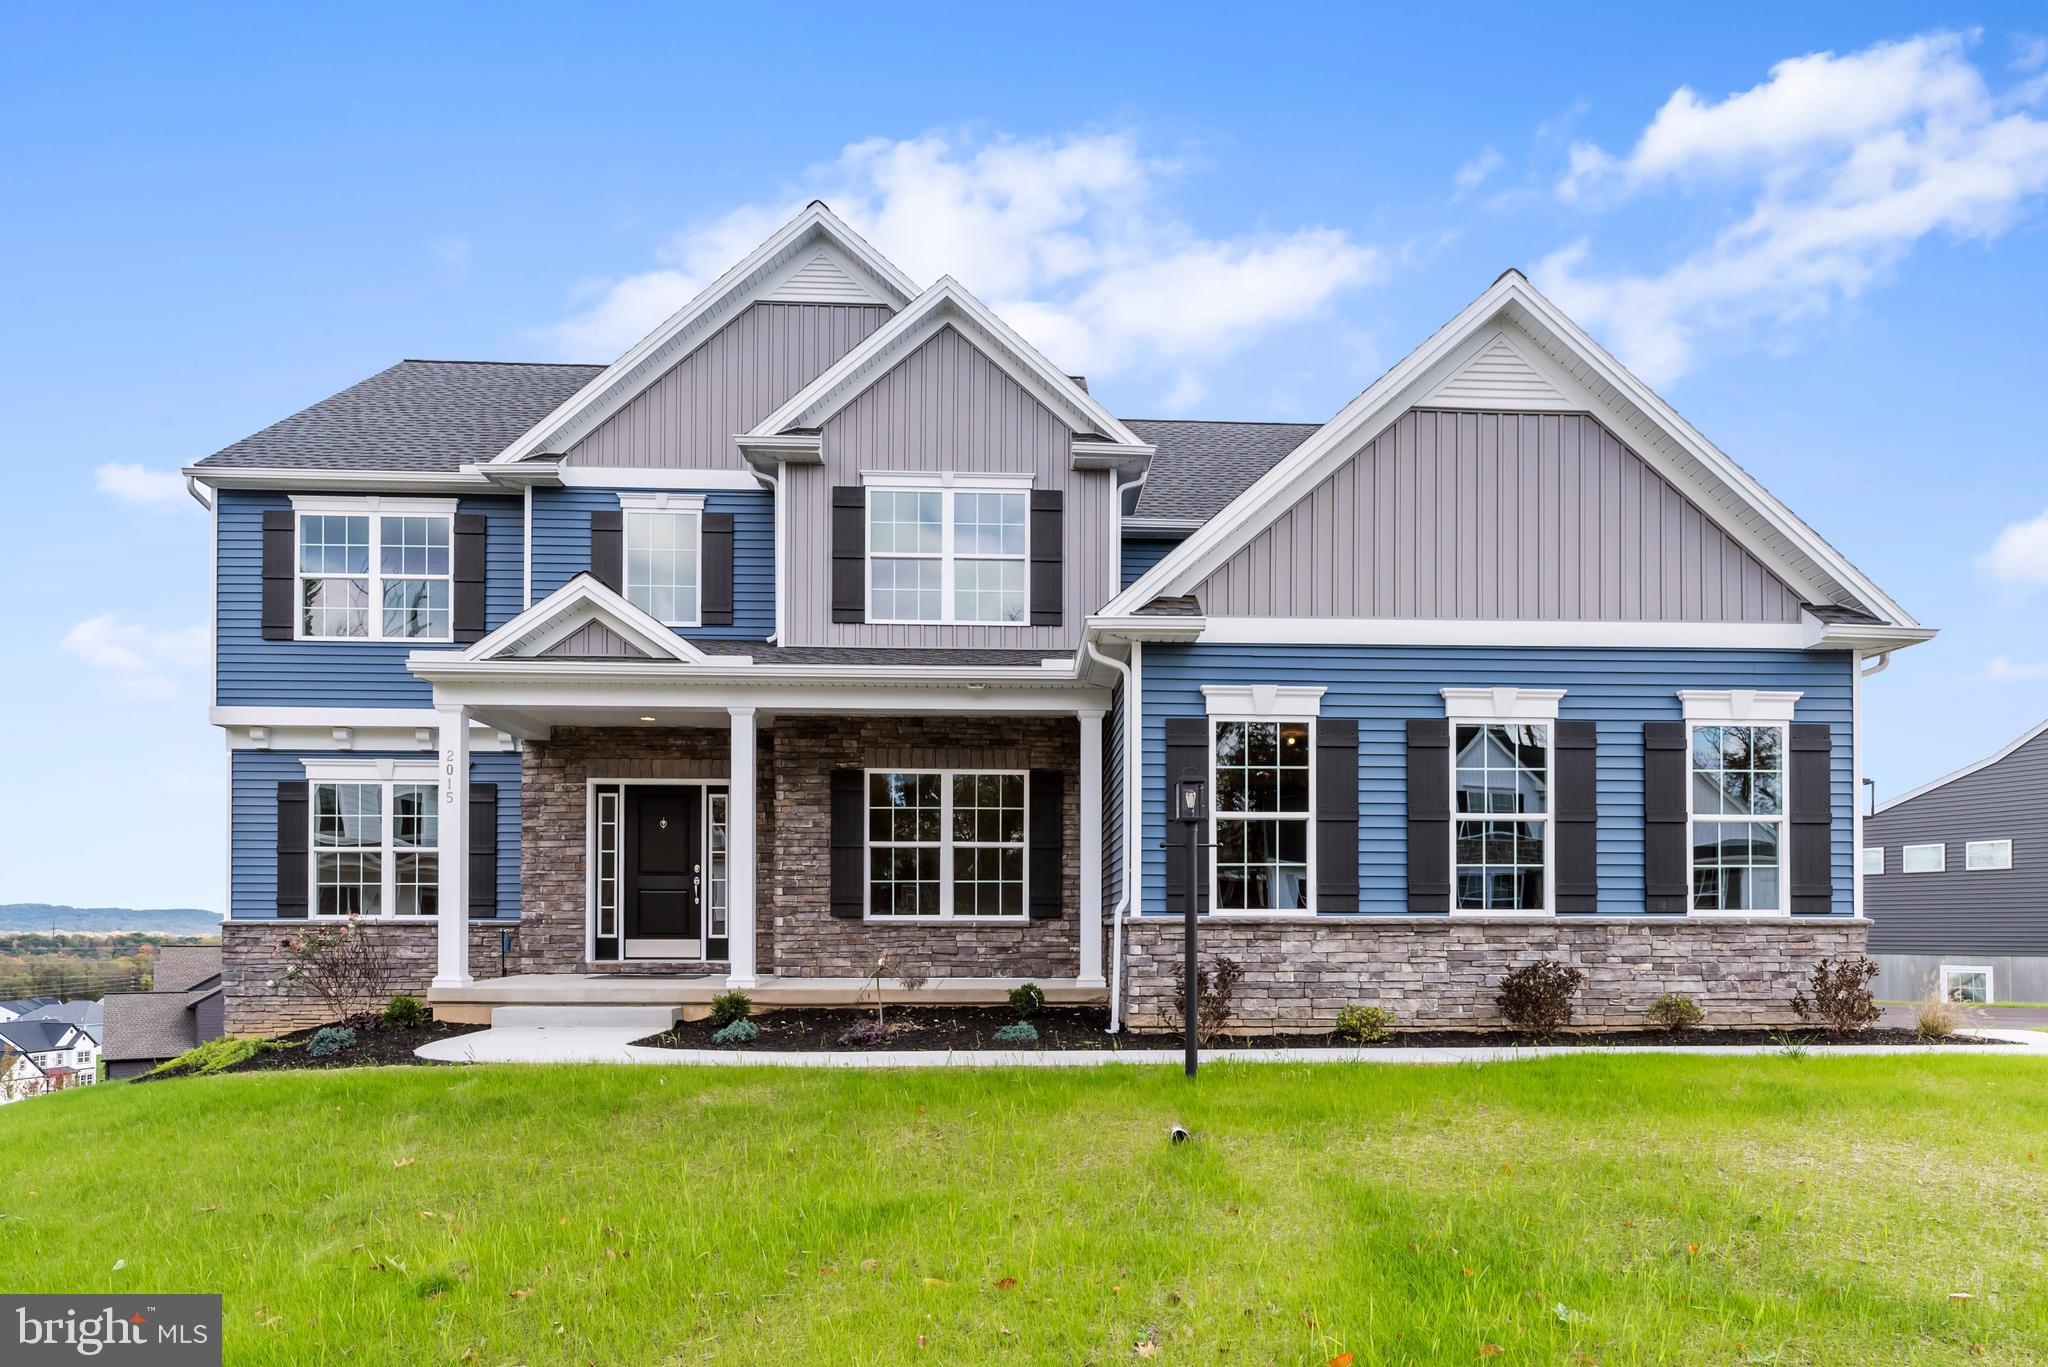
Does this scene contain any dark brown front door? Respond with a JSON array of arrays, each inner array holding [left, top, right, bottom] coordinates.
[[624, 786, 702, 951]]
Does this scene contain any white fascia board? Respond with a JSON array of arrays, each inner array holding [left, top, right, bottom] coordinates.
[[734, 433, 824, 473], [1071, 440, 1156, 474], [1084, 613, 1208, 643], [493, 204, 918, 466], [1875, 717, 2048, 814], [184, 466, 493, 495], [747, 277, 1144, 451], [457, 575, 723, 665], [552, 466, 767, 491], [1808, 621, 1938, 653], [1192, 617, 1817, 650], [435, 679, 1110, 718], [411, 657, 1084, 687], [1122, 517, 1201, 535], [1102, 272, 1916, 629]]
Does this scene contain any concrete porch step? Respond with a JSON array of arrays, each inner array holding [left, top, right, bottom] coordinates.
[[488, 1005, 679, 1031]]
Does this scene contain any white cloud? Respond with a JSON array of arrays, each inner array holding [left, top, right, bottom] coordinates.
[[1452, 147, 1504, 197], [61, 614, 207, 698], [94, 463, 190, 509], [543, 132, 1386, 400], [1988, 655, 2048, 680], [1539, 31, 2048, 384], [1980, 505, 2048, 585]]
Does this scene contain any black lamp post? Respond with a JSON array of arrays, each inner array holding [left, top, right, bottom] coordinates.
[[1175, 776, 1207, 1078]]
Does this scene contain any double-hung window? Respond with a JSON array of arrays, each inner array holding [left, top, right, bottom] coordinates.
[[866, 770, 1026, 918], [295, 498, 454, 641], [1213, 719, 1313, 911], [1453, 721, 1551, 912], [309, 769, 440, 917], [620, 493, 703, 626], [866, 477, 1030, 625], [1688, 723, 1785, 911]]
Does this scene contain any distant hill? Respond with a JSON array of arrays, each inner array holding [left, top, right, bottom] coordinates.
[[0, 904, 223, 936]]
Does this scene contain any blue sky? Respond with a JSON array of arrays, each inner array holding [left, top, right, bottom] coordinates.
[[4, 3, 2047, 910]]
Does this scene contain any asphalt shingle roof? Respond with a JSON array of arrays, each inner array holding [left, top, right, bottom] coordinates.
[[100, 989, 213, 1064], [195, 361, 605, 471], [17, 1000, 102, 1027], [0, 1019, 81, 1055], [1123, 419, 1321, 523], [153, 946, 224, 995]]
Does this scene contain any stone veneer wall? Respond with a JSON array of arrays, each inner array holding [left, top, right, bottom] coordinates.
[[517, 726, 775, 975], [1122, 916, 1869, 1033], [770, 715, 1081, 978], [222, 921, 514, 1036]]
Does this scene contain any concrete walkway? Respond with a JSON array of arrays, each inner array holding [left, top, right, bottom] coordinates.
[[416, 1026, 2048, 1068]]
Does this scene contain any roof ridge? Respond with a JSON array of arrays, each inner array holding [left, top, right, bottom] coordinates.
[[399, 358, 606, 368], [1121, 416, 1323, 427]]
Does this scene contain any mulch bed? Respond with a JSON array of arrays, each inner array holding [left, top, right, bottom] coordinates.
[[137, 1021, 490, 1081], [631, 1007, 2008, 1053]]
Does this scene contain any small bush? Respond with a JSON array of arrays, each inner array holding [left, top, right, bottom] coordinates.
[[144, 1036, 277, 1078], [992, 1021, 1039, 1046], [1496, 959, 1585, 1036], [711, 1018, 760, 1046], [708, 990, 753, 1029], [307, 1025, 359, 1058], [1166, 956, 1245, 1046], [1646, 992, 1704, 1032], [1791, 955, 1882, 1037], [1332, 1004, 1397, 1045], [380, 995, 431, 1030], [280, 921, 399, 1026], [892, 959, 932, 994], [1008, 983, 1046, 1019], [837, 1020, 892, 1048], [1914, 993, 1969, 1040]]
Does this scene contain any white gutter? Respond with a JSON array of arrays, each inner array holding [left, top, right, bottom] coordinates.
[[1083, 636, 1138, 1033]]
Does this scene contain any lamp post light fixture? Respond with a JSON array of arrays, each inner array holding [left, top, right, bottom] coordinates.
[[1174, 777, 1208, 1078]]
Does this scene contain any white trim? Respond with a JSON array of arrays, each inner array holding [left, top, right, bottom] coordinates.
[[862, 470, 1035, 491], [1440, 687, 1564, 722], [619, 498, 705, 628], [300, 757, 440, 782], [560, 467, 761, 490], [1207, 715, 1317, 916], [1076, 707, 1105, 988], [1861, 845, 1883, 877], [493, 204, 917, 466], [1965, 838, 2013, 871], [747, 276, 1147, 455], [521, 485, 533, 608], [1191, 617, 1816, 650], [585, 777, 731, 965], [290, 498, 459, 644], [1901, 842, 1947, 873], [458, 575, 730, 665], [305, 770, 446, 924], [1940, 964, 1995, 1004], [864, 479, 1033, 628], [1876, 718, 2048, 814], [732, 432, 823, 464], [1684, 718, 1791, 917], [1201, 684, 1326, 719], [614, 492, 707, 512], [288, 494, 459, 517], [862, 767, 1032, 924], [1101, 272, 1917, 630], [1678, 690, 1802, 724], [726, 708, 757, 987], [186, 467, 492, 495]]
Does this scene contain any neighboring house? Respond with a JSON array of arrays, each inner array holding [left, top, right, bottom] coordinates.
[[18, 998, 106, 1046], [182, 204, 1932, 1036], [0, 996, 58, 1023], [99, 946, 226, 1079], [0, 1019, 99, 1101], [1866, 720, 2048, 1004]]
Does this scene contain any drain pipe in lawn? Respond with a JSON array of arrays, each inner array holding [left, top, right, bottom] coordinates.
[[1084, 635, 1139, 1033]]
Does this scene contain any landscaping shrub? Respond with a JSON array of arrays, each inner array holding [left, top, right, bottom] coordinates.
[[307, 1025, 359, 1058], [380, 995, 430, 1031], [1791, 955, 1882, 1036], [992, 1021, 1039, 1046], [280, 922, 398, 1025], [1496, 959, 1585, 1036], [1008, 983, 1046, 1019], [711, 1018, 760, 1046], [708, 990, 753, 1028], [837, 1020, 892, 1048], [892, 959, 931, 994], [1332, 1004, 1396, 1044], [144, 1036, 277, 1078], [1647, 991, 1704, 1032], [1166, 955, 1245, 1046], [1914, 993, 1968, 1040]]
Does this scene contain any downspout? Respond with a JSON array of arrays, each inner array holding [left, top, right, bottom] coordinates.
[[1084, 634, 1137, 1033], [765, 460, 786, 645]]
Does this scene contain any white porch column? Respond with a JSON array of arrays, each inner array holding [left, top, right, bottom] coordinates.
[[726, 706, 758, 988], [1077, 708, 1106, 988], [433, 703, 472, 989]]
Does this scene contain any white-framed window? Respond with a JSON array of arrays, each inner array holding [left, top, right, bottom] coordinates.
[[1688, 722, 1786, 912], [1212, 719, 1314, 912], [1941, 964, 1993, 1004], [1453, 721, 1551, 913], [1902, 842, 1946, 873], [620, 493, 704, 626], [865, 475, 1031, 625], [307, 764, 441, 918], [292, 496, 456, 641], [1966, 839, 2013, 871], [1861, 846, 1884, 876], [865, 770, 1027, 919]]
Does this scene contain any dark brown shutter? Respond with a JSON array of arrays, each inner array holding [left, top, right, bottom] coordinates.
[[1788, 723, 1834, 915], [1315, 719, 1360, 913], [261, 509, 295, 641], [1406, 719, 1451, 912], [1028, 769, 1063, 919], [700, 511, 734, 626], [1553, 720, 1598, 913], [590, 509, 623, 593], [1643, 721, 1689, 914], [1163, 718, 1209, 917], [468, 782, 498, 916], [831, 487, 865, 624], [276, 781, 309, 917], [452, 513, 488, 643], [1029, 489, 1064, 626], [829, 769, 865, 918]]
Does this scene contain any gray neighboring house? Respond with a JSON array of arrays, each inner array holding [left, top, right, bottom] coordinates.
[[17, 998, 104, 1045], [1866, 719, 2048, 1003], [100, 946, 225, 1079], [0, 996, 58, 1022]]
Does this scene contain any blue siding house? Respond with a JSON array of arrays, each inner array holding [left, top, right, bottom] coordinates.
[[185, 203, 1930, 1036]]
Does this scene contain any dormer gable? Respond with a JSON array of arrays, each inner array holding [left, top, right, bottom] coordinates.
[[455, 574, 749, 666]]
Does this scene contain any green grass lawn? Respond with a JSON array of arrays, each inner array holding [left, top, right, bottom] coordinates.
[[4, 1058, 2047, 1364]]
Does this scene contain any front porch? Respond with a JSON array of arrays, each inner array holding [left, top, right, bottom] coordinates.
[[428, 971, 1109, 1024]]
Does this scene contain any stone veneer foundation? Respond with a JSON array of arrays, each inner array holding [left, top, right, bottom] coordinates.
[[222, 920, 515, 1035], [1121, 916, 1870, 1033]]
